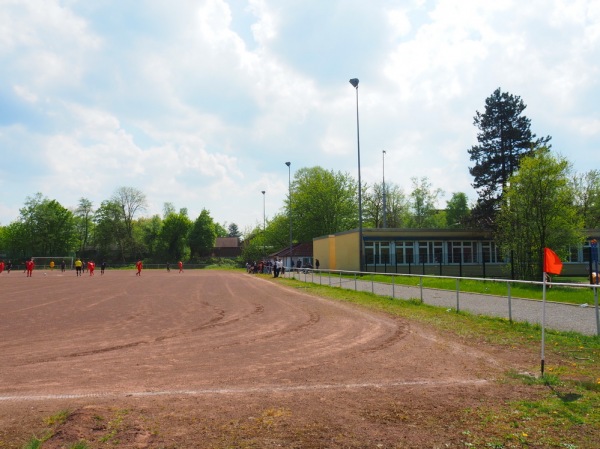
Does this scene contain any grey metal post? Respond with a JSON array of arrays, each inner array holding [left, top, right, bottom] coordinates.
[[261, 190, 266, 258], [382, 150, 387, 228], [595, 286, 599, 336], [349, 78, 364, 272], [285, 162, 292, 271], [456, 278, 460, 312], [508, 283, 512, 322]]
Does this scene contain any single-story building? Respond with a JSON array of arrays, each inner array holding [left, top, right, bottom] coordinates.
[[313, 228, 600, 278], [212, 237, 242, 258]]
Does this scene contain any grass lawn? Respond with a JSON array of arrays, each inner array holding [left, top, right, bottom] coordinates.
[[275, 275, 600, 449]]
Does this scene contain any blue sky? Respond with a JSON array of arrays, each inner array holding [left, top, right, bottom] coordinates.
[[1, 0, 598, 232]]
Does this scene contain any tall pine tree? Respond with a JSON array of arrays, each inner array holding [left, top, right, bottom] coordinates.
[[468, 88, 551, 227]]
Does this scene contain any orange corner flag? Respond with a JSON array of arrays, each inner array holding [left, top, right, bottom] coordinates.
[[544, 248, 563, 275]]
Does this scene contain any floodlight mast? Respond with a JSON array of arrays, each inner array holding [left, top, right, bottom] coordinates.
[[349, 78, 364, 272], [285, 162, 292, 271]]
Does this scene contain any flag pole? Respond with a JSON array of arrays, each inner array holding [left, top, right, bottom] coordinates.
[[541, 247, 563, 377], [541, 268, 546, 377]]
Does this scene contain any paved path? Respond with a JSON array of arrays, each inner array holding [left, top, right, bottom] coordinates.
[[287, 271, 600, 336]]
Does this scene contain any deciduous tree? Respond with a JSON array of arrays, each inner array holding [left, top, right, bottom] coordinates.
[[94, 200, 128, 261], [18, 193, 77, 256], [111, 186, 148, 240], [288, 166, 358, 242], [407, 177, 443, 228], [158, 210, 192, 262], [188, 209, 216, 258], [445, 192, 471, 228], [496, 149, 582, 280], [74, 198, 94, 255], [571, 170, 600, 229], [364, 182, 410, 229]]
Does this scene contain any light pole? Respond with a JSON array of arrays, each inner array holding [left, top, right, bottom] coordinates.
[[261, 190, 266, 258], [285, 161, 292, 271], [382, 150, 387, 228], [349, 78, 364, 272]]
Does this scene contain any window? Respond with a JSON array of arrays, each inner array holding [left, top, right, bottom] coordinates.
[[395, 241, 415, 265], [583, 241, 599, 263], [365, 242, 375, 265], [481, 241, 501, 263], [418, 241, 443, 264], [447, 241, 478, 264], [365, 241, 391, 265], [567, 246, 580, 263]]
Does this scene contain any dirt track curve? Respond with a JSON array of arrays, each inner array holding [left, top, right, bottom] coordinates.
[[0, 269, 534, 448]]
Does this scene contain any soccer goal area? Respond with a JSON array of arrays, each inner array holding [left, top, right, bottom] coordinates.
[[32, 257, 74, 270]]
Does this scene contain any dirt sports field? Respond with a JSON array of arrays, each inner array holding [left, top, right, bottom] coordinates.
[[1, 269, 541, 448]]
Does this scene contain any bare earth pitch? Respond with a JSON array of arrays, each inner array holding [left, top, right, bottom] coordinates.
[[0, 269, 536, 448]]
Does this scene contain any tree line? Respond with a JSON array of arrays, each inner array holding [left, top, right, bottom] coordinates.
[[0, 187, 240, 264]]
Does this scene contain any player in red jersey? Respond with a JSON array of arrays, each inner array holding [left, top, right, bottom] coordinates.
[[25, 259, 35, 277]]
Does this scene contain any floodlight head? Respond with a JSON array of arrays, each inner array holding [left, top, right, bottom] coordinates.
[[285, 161, 291, 167], [349, 78, 359, 88], [261, 190, 265, 194]]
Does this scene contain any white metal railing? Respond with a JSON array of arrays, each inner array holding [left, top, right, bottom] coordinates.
[[282, 268, 600, 336]]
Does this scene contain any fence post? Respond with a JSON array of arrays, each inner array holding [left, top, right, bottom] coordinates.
[[392, 274, 395, 299], [339, 271, 342, 287], [439, 259, 442, 276], [354, 272, 357, 291], [594, 286, 599, 336], [508, 282, 512, 322], [456, 278, 460, 312], [420, 276, 423, 303], [372, 273, 375, 293]]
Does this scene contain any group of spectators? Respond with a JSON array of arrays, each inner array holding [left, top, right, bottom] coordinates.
[[246, 258, 320, 278]]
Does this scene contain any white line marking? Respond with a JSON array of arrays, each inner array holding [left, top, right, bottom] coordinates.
[[0, 379, 489, 402]]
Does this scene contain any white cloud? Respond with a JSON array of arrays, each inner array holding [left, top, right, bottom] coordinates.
[[248, 0, 279, 44], [12, 84, 38, 103]]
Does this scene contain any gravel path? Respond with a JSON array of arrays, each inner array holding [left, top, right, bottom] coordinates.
[[287, 271, 600, 336]]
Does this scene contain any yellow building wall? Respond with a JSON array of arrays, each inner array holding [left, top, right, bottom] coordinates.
[[335, 232, 360, 272], [313, 231, 360, 272], [313, 237, 331, 269]]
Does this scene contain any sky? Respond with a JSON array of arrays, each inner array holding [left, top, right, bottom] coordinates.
[[1, 0, 599, 233]]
